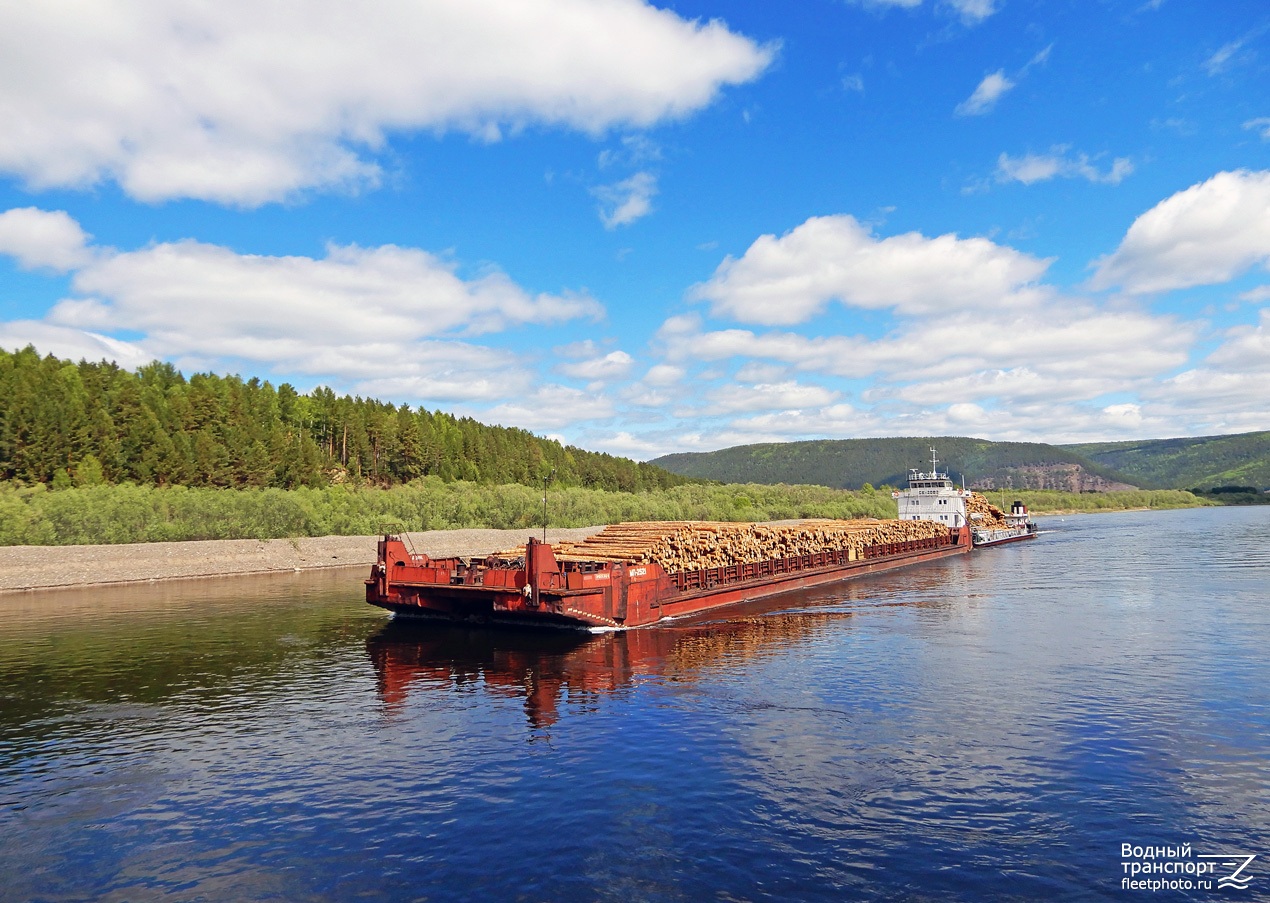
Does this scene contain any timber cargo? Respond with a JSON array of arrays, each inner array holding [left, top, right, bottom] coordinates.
[[365, 517, 972, 630]]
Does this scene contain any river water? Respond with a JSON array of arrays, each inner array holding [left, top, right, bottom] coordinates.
[[1, 506, 1268, 901]]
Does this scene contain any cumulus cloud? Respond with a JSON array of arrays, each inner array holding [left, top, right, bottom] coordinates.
[[0, 208, 603, 406], [1142, 312, 1270, 433], [645, 187, 1270, 448], [593, 171, 658, 228], [0, 320, 153, 369], [661, 305, 1192, 385], [1090, 169, 1270, 294], [1204, 308, 1270, 373], [995, 148, 1133, 186], [0, 208, 94, 272], [484, 385, 616, 431], [50, 240, 601, 352], [702, 380, 841, 415], [643, 363, 686, 387], [557, 350, 636, 381], [691, 214, 1052, 324], [0, 1, 773, 205], [955, 70, 1014, 116], [945, 0, 998, 24], [613, 183, 1266, 448], [346, 344, 534, 404]]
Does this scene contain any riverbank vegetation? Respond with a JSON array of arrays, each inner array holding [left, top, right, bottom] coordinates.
[[0, 479, 900, 545], [0, 480, 1211, 546]]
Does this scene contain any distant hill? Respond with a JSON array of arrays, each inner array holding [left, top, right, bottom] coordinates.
[[651, 437, 1139, 492], [1065, 431, 1270, 490]]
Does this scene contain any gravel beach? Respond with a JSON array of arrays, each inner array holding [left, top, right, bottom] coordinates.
[[0, 526, 606, 593]]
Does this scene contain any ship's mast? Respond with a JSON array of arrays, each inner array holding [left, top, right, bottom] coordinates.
[[930, 447, 939, 477]]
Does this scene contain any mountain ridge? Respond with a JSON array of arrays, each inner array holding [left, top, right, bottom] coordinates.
[[651, 436, 1138, 491], [652, 432, 1270, 492]]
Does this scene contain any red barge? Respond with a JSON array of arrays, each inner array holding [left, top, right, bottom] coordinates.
[[366, 524, 972, 630], [365, 450, 1035, 630]]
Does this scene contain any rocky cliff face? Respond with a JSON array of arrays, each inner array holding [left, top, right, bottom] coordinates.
[[968, 463, 1137, 492]]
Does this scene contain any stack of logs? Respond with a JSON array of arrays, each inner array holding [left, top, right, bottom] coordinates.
[[523, 518, 951, 575], [965, 494, 1010, 528]]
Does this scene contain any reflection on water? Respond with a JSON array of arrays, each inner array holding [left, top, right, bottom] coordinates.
[[366, 606, 843, 730], [2, 507, 1269, 902]]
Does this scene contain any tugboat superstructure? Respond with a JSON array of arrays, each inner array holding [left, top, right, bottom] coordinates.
[[893, 449, 973, 529]]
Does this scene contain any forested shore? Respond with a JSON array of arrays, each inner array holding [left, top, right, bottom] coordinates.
[[0, 346, 685, 492]]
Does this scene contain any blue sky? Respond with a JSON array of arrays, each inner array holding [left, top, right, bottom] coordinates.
[[0, 0, 1267, 459]]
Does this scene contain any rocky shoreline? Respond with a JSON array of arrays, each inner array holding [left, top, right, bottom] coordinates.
[[0, 527, 605, 593]]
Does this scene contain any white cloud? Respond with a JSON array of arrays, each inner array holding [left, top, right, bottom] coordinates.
[[642, 363, 686, 387], [661, 306, 1192, 385], [842, 74, 865, 93], [1090, 169, 1270, 294], [484, 385, 615, 431], [1244, 117, 1270, 140], [1239, 286, 1270, 304], [1205, 41, 1242, 76], [584, 429, 676, 459], [557, 350, 635, 381], [0, 208, 603, 406], [0, 208, 93, 272], [1142, 316, 1270, 432], [945, 0, 997, 24], [346, 344, 534, 403], [51, 239, 601, 351], [691, 214, 1052, 324], [593, 171, 658, 228], [0, 320, 153, 368], [715, 404, 878, 444], [1024, 44, 1054, 70], [1205, 33, 1261, 76], [996, 148, 1133, 186], [0, 1, 773, 205], [624, 194, 1262, 449], [555, 339, 606, 359], [1204, 308, 1270, 373], [955, 70, 1014, 116], [597, 135, 662, 169], [844, 0, 998, 23], [735, 362, 789, 383], [703, 380, 841, 415]]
